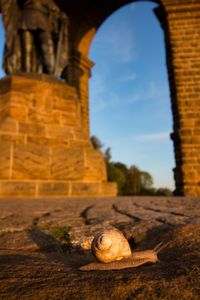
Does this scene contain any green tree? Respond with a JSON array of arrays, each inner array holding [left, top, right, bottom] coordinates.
[[124, 165, 141, 195], [107, 163, 126, 195], [114, 162, 128, 175], [156, 188, 172, 196], [140, 171, 155, 195], [90, 135, 158, 196], [140, 171, 153, 189]]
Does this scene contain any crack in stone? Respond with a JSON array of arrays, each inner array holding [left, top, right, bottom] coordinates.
[[80, 205, 94, 225], [132, 202, 189, 218], [155, 217, 174, 227], [112, 204, 141, 223]]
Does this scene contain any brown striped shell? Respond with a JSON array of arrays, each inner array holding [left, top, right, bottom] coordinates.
[[91, 228, 131, 263]]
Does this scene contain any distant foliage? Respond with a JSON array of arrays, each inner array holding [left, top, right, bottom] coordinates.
[[107, 162, 127, 195], [124, 166, 142, 195], [155, 188, 173, 196], [90, 136, 173, 196]]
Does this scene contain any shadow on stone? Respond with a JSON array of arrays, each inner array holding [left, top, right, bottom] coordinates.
[[0, 254, 44, 265]]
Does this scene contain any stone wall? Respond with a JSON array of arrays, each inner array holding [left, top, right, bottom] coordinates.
[[0, 75, 117, 197], [163, 0, 200, 196]]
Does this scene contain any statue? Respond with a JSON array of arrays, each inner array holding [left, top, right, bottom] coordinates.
[[0, 0, 69, 78], [49, 0, 69, 77]]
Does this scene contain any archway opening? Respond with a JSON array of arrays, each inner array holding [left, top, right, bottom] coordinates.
[[0, 15, 5, 78], [89, 1, 175, 193]]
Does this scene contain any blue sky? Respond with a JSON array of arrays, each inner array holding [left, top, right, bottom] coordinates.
[[89, 2, 175, 189], [0, 2, 175, 189]]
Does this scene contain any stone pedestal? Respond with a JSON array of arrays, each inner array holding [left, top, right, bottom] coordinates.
[[0, 75, 117, 197]]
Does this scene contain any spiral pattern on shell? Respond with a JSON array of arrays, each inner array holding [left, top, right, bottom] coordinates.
[[91, 228, 131, 263]]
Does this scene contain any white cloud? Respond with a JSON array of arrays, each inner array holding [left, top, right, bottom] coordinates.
[[90, 79, 167, 113], [148, 81, 163, 100], [135, 132, 170, 142], [90, 73, 107, 95], [90, 92, 121, 113], [118, 73, 137, 82], [91, 98, 108, 112], [94, 22, 137, 63]]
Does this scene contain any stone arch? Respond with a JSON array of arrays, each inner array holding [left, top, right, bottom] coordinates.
[[59, 0, 200, 196], [62, 0, 165, 135], [75, 0, 163, 57]]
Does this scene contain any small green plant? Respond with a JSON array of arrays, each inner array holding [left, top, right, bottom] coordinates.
[[51, 226, 72, 253]]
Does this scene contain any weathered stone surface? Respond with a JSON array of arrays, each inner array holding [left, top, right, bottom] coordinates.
[[100, 182, 119, 196], [27, 108, 61, 125], [0, 197, 199, 299], [27, 136, 70, 147], [0, 76, 116, 197], [12, 144, 50, 180], [51, 148, 85, 180], [9, 105, 27, 121], [60, 111, 79, 127], [0, 142, 11, 179], [38, 182, 70, 196], [71, 182, 101, 196], [0, 181, 36, 197], [46, 125, 73, 139], [0, 118, 18, 134], [52, 96, 79, 112], [0, 134, 25, 145], [19, 122, 46, 136], [83, 148, 107, 181]]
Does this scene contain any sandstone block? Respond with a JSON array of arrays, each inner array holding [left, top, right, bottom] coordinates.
[[0, 118, 18, 133], [51, 147, 85, 180], [12, 144, 50, 180], [9, 91, 30, 107], [100, 182, 118, 196], [52, 97, 78, 112], [0, 134, 25, 145], [60, 112, 78, 127], [0, 93, 10, 108], [27, 136, 69, 147], [71, 182, 100, 196], [83, 148, 106, 181], [0, 181, 36, 197], [9, 105, 27, 121], [0, 142, 11, 179], [19, 122, 46, 136], [0, 75, 116, 197], [46, 125, 73, 139], [27, 108, 61, 125], [52, 84, 77, 100], [38, 182, 70, 196], [13, 78, 41, 94]]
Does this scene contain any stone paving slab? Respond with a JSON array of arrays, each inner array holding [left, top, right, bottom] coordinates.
[[0, 197, 200, 299]]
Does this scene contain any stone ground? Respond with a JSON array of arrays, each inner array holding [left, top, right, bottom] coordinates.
[[0, 196, 200, 299]]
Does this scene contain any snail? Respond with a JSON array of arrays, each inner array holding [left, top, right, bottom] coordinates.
[[91, 228, 132, 263], [79, 227, 170, 271]]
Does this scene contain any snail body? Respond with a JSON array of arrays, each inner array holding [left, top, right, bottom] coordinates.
[[80, 228, 170, 271]]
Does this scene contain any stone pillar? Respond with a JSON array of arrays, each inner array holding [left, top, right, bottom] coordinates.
[[67, 51, 94, 138], [0, 75, 117, 198], [163, 2, 200, 196]]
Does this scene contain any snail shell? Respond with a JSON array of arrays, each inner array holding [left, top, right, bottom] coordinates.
[[91, 228, 131, 263]]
